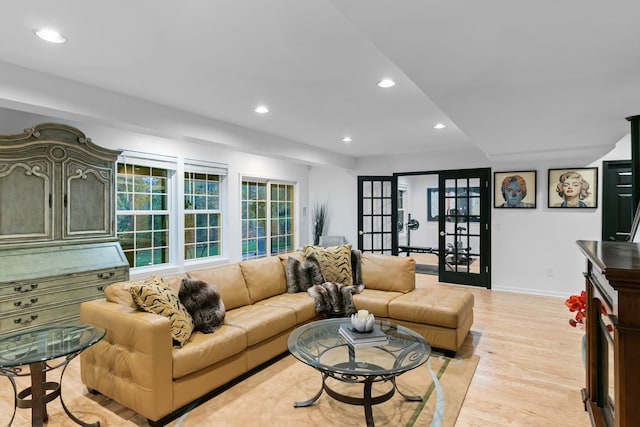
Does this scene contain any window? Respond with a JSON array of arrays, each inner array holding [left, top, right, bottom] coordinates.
[[184, 171, 221, 260], [116, 153, 227, 271], [242, 179, 294, 260], [270, 183, 294, 255], [116, 163, 170, 268]]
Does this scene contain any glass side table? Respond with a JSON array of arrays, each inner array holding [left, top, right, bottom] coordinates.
[[0, 323, 105, 427]]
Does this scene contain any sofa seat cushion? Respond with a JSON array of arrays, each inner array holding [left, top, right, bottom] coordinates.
[[255, 293, 318, 324], [225, 305, 296, 346], [361, 253, 416, 293], [172, 325, 247, 379], [352, 289, 403, 318], [388, 287, 474, 329], [188, 264, 251, 310], [239, 256, 287, 304]]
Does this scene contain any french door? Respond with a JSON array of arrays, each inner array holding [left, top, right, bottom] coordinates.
[[438, 169, 491, 287], [357, 169, 491, 288], [357, 176, 396, 253]]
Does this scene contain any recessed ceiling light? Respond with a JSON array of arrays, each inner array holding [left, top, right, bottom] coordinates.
[[377, 79, 396, 88], [433, 123, 446, 129], [35, 29, 66, 44], [342, 136, 353, 143], [254, 105, 269, 114]]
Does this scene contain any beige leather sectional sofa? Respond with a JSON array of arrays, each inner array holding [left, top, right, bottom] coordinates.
[[79, 251, 474, 425]]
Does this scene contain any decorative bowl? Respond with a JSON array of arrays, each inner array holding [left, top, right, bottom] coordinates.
[[350, 312, 375, 332]]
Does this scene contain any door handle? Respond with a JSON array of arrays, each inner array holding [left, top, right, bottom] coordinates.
[[439, 231, 446, 236], [359, 230, 366, 236]]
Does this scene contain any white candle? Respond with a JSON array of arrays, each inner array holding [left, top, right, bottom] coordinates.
[[357, 309, 369, 319]]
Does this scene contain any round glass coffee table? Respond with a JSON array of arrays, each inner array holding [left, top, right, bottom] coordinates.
[[287, 318, 431, 427], [0, 323, 105, 427]]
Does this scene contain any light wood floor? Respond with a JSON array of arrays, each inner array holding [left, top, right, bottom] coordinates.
[[414, 275, 590, 426], [0, 276, 590, 426]]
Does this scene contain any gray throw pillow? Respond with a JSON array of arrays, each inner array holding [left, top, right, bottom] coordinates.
[[178, 278, 226, 334], [286, 252, 325, 293], [351, 249, 363, 286]]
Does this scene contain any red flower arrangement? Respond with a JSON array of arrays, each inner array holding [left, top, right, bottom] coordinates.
[[565, 290, 613, 331], [565, 291, 587, 329]]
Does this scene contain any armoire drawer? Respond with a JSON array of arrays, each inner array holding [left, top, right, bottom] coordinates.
[[0, 268, 127, 298], [0, 299, 90, 334], [0, 284, 107, 314]]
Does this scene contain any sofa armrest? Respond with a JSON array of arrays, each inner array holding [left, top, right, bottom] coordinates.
[[80, 299, 174, 422]]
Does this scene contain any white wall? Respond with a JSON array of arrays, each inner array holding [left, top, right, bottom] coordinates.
[[310, 136, 631, 298], [307, 167, 359, 245]]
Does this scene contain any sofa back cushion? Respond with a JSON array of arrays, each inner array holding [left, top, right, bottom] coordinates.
[[361, 253, 415, 293], [105, 280, 141, 309], [163, 273, 191, 293], [239, 256, 287, 303], [188, 264, 251, 310], [278, 251, 303, 271], [105, 273, 189, 309]]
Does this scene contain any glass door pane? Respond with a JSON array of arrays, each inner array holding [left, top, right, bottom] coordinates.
[[358, 176, 395, 254]]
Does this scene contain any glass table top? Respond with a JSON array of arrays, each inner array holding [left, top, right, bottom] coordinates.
[[0, 323, 105, 369], [287, 318, 430, 377]]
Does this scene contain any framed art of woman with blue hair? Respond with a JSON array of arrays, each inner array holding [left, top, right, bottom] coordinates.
[[494, 171, 537, 208]]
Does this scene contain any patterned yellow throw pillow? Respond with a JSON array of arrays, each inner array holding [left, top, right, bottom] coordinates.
[[130, 277, 194, 347], [303, 244, 353, 286]]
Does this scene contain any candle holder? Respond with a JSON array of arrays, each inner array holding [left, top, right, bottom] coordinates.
[[350, 312, 375, 332]]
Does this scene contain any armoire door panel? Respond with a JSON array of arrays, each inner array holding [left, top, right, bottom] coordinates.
[[65, 162, 113, 238], [0, 159, 53, 242]]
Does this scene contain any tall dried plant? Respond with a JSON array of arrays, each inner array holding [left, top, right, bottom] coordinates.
[[312, 202, 328, 246]]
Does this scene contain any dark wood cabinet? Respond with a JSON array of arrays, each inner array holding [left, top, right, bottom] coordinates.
[[577, 240, 640, 427]]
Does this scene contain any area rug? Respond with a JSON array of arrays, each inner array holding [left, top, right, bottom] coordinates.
[[0, 351, 478, 426], [169, 352, 480, 427]]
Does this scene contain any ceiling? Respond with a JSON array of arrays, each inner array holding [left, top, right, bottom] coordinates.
[[1, 1, 639, 165]]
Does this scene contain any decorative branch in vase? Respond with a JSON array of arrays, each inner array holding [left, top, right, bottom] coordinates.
[[312, 202, 328, 246]]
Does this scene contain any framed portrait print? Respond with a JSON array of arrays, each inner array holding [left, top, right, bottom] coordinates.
[[493, 171, 536, 208], [548, 167, 598, 208]]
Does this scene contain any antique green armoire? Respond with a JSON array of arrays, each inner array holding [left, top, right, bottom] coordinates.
[[0, 123, 129, 334]]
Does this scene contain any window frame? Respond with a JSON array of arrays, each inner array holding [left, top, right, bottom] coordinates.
[[241, 177, 295, 260], [183, 160, 226, 263], [116, 153, 176, 270], [116, 152, 228, 274]]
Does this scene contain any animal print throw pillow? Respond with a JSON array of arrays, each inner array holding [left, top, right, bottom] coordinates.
[[178, 278, 226, 334], [130, 279, 194, 347], [303, 244, 353, 286]]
